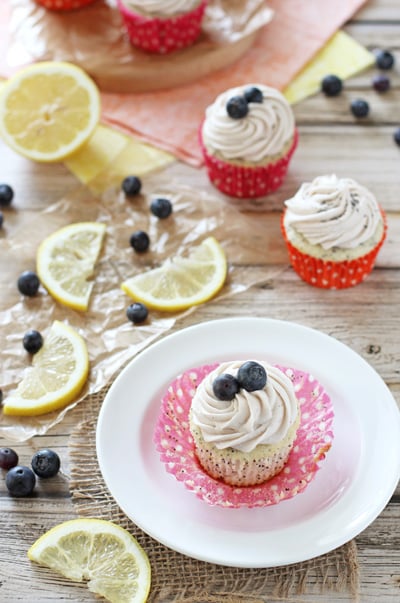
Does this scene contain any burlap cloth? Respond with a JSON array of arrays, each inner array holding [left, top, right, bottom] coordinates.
[[69, 385, 360, 603]]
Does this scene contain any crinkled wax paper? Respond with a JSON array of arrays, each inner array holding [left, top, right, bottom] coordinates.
[[0, 172, 278, 441], [8, 0, 273, 92]]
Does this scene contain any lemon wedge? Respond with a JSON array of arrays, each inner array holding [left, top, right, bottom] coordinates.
[[121, 236, 227, 312], [0, 61, 100, 162], [37, 221, 106, 311], [3, 321, 89, 416], [28, 519, 151, 603]]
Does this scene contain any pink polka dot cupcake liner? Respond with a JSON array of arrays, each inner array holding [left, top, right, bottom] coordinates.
[[199, 128, 299, 199], [153, 363, 334, 509], [281, 208, 387, 289], [116, 0, 207, 54], [34, 0, 97, 10]]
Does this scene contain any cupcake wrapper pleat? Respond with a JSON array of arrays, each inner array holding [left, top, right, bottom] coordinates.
[[117, 0, 207, 54], [34, 0, 97, 9], [281, 208, 387, 289], [199, 128, 298, 199]]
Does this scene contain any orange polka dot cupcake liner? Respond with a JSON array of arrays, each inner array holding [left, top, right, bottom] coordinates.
[[281, 208, 387, 289], [116, 0, 207, 54], [34, 0, 97, 10], [154, 363, 334, 509], [199, 128, 299, 199]]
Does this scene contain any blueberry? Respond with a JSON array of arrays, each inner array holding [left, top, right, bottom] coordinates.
[[375, 49, 395, 70], [0, 184, 14, 207], [244, 86, 263, 103], [237, 361, 267, 392], [321, 74, 343, 97], [126, 302, 148, 324], [212, 374, 240, 401], [226, 96, 248, 119], [372, 74, 390, 93], [31, 449, 60, 478], [6, 465, 36, 496], [0, 447, 19, 470], [17, 271, 40, 296], [122, 176, 142, 197], [150, 197, 172, 219], [350, 99, 369, 118], [129, 230, 150, 253], [23, 329, 43, 354], [0, 211, 3, 228]]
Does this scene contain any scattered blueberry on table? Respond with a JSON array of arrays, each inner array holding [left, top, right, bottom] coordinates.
[[129, 230, 150, 253], [0, 211, 3, 228], [372, 74, 390, 93], [0, 447, 19, 470], [17, 270, 40, 296], [126, 302, 148, 324], [31, 449, 61, 478], [122, 175, 142, 197], [0, 184, 14, 207], [23, 329, 44, 354], [350, 99, 370, 118], [150, 197, 173, 219], [5, 466, 36, 497], [321, 74, 343, 97], [375, 49, 395, 70], [226, 95, 249, 119]]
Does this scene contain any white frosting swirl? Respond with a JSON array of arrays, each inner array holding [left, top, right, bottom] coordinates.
[[191, 361, 299, 453], [123, 0, 200, 16], [284, 175, 382, 249], [202, 84, 295, 162]]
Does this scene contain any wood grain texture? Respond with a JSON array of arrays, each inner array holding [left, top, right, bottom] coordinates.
[[1, 0, 400, 601]]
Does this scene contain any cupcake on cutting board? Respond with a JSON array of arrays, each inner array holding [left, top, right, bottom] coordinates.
[[281, 174, 387, 289], [199, 83, 298, 198], [117, 0, 207, 54]]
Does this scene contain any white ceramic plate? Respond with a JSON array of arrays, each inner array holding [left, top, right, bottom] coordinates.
[[96, 317, 400, 568]]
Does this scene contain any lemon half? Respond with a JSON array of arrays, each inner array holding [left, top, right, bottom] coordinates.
[[0, 61, 100, 162], [121, 236, 227, 312], [3, 320, 89, 416], [28, 519, 151, 603]]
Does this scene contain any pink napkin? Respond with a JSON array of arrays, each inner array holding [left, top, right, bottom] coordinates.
[[101, 0, 368, 165]]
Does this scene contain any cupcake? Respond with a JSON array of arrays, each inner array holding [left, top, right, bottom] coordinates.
[[116, 0, 207, 54], [281, 174, 387, 289], [199, 84, 298, 198], [189, 360, 301, 487], [34, 0, 97, 9]]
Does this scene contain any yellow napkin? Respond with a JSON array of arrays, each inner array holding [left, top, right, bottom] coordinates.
[[283, 31, 374, 104]]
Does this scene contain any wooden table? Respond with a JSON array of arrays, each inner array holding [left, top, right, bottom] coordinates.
[[1, 0, 399, 601]]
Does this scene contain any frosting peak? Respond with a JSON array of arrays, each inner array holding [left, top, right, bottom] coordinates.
[[190, 361, 299, 453], [284, 175, 382, 249]]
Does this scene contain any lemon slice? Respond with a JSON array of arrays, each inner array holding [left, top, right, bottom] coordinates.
[[3, 321, 89, 416], [37, 221, 106, 311], [28, 519, 151, 603], [121, 236, 227, 312], [0, 61, 100, 162]]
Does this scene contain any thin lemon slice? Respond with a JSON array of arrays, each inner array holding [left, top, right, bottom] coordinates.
[[28, 519, 151, 603], [37, 221, 106, 311], [0, 61, 100, 162], [3, 321, 89, 416], [121, 236, 227, 312]]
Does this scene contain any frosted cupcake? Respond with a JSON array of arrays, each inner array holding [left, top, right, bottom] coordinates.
[[34, 0, 97, 9], [199, 84, 298, 198], [281, 174, 387, 289], [189, 360, 300, 486], [116, 0, 207, 54]]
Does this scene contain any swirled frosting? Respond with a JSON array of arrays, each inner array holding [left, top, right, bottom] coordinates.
[[123, 0, 200, 16], [202, 84, 295, 162], [284, 175, 382, 249], [190, 361, 299, 453]]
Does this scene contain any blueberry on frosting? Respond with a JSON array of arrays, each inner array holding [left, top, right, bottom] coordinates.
[[212, 374, 240, 401], [237, 361, 267, 391], [244, 86, 263, 103], [226, 96, 248, 119]]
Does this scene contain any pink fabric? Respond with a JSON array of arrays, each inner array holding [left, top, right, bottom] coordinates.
[[154, 363, 334, 509], [101, 0, 367, 165]]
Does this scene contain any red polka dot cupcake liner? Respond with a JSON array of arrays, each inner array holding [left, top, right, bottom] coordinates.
[[281, 208, 387, 289], [116, 0, 207, 54], [34, 0, 97, 10], [199, 128, 298, 199], [153, 363, 334, 509]]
